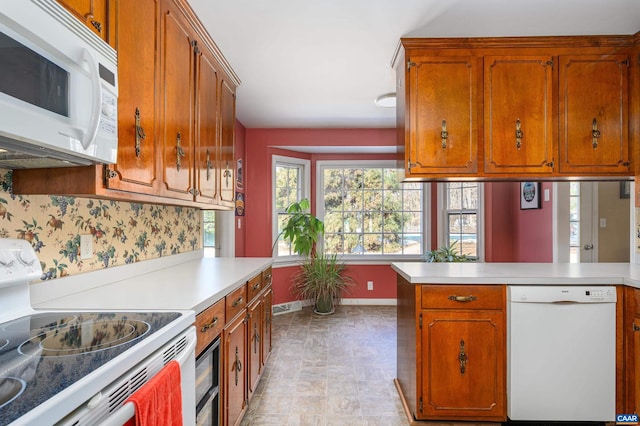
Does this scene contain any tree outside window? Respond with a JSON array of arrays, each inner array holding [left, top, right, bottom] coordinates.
[[203, 210, 215, 257], [320, 164, 423, 256], [445, 182, 479, 259], [273, 157, 309, 257]]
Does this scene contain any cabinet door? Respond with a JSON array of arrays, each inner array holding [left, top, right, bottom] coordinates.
[[261, 287, 273, 366], [407, 57, 478, 175], [218, 79, 236, 208], [105, 0, 160, 195], [160, 1, 195, 201], [247, 299, 263, 398], [558, 55, 630, 174], [57, 0, 112, 44], [484, 56, 554, 174], [194, 45, 221, 204], [223, 312, 247, 426], [419, 310, 505, 420]]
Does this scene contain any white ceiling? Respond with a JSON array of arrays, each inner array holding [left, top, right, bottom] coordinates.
[[189, 0, 640, 129]]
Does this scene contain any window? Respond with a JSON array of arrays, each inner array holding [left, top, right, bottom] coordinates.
[[441, 182, 482, 260], [272, 156, 310, 257], [203, 210, 215, 257], [318, 162, 424, 257]]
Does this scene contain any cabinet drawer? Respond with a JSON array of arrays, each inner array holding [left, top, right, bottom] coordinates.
[[247, 273, 263, 303], [421, 285, 504, 310], [262, 267, 273, 287], [195, 299, 225, 356], [226, 284, 247, 320]]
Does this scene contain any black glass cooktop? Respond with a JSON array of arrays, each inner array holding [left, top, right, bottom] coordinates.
[[0, 311, 181, 425]]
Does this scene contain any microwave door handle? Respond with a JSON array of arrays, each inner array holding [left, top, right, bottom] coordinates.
[[58, 49, 102, 150]]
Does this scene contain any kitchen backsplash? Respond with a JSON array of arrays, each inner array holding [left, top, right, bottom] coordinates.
[[0, 169, 201, 281]]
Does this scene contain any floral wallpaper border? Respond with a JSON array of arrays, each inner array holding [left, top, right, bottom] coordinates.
[[0, 169, 201, 281]]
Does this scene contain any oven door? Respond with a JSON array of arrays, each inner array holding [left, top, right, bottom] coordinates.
[[58, 326, 196, 426]]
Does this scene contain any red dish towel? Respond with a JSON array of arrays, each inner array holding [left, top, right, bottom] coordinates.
[[123, 360, 183, 426]]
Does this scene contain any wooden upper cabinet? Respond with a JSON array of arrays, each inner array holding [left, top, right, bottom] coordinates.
[[105, 0, 160, 195], [218, 79, 236, 207], [558, 55, 631, 174], [407, 57, 478, 175], [484, 56, 555, 174], [161, 2, 196, 202], [195, 46, 221, 204], [57, 0, 114, 46]]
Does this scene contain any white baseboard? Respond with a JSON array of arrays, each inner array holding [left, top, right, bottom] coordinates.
[[272, 298, 396, 315]]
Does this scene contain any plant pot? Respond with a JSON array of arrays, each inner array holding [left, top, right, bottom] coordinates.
[[314, 295, 334, 315]]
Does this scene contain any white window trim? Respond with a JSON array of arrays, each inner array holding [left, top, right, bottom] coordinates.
[[316, 160, 429, 262], [437, 182, 485, 262], [272, 155, 311, 262]]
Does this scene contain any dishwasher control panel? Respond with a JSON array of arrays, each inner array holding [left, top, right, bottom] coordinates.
[[509, 286, 617, 303]]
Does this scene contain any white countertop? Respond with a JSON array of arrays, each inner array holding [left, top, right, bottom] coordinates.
[[391, 262, 640, 287], [31, 252, 273, 314]]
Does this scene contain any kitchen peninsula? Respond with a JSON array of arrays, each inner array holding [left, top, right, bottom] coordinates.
[[392, 261, 640, 423]]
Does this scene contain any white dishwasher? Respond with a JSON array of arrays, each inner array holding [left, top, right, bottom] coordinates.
[[507, 286, 616, 422]]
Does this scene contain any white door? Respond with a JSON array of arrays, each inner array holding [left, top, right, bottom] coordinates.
[[578, 182, 597, 263]]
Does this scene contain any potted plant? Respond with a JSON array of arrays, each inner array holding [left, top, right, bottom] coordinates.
[[275, 199, 354, 314], [424, 241, 471, 262]]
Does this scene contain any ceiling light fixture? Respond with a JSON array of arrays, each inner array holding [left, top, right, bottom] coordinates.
[[374, 93, 396, 108]]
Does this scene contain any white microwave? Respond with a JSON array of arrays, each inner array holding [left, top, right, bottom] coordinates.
[[0, 0, 118, 169]]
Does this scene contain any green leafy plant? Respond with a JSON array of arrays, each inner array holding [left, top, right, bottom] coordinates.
[[424, 241, 470, 262], [274, 199, 324, 257], [276, 199, 353, 314], [290, 252, 355, 314]]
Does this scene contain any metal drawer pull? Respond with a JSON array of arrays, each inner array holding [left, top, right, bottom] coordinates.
[[200, 317, 218, 332], [252, 282, 261, 291], [448, 295, 477, 302], [232, 296, 244, 307]]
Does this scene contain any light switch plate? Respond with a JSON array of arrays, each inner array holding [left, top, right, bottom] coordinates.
[[80, 234, 93, 259]]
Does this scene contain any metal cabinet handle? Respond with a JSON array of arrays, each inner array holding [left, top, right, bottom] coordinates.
[[232, 296, 244, 307], [458, 339, 468, 374], [200, 317, 218, 332], [134, 108, 146, 157], [233, 346, 242, 385], [251, 282, 261, 291], [448, 295, 477, 302], [253, 322, 261, 354], [515, 119, 523, 150], [176, 132, 185, 171], [591, 118, 601, 149], [440, 120, 448, 149], [205, 149, 213, 181], [583, 244, 594, 251]]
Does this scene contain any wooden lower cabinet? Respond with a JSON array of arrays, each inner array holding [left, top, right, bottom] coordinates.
[[396, 277, 506, 422], [220, 270, 273, 426], [420, 309, 505, 419], [223, 311, 247, 426]]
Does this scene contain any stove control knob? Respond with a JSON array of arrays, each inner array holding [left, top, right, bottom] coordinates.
[[16, 249, 37, 266], [0, 251, 14, 266]]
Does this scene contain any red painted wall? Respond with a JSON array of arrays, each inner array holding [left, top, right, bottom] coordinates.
[[514, 182, 554, 262], [236, 126, 555, 304]]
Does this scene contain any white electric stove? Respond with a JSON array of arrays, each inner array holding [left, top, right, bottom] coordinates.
[[0, 238, 196, 425]]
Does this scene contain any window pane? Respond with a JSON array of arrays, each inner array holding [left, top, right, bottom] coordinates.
[[203, 211, 215, 249], [445, 182, 479, 260], [321, 164, 423, 256]]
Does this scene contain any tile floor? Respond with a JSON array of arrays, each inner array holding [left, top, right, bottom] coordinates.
[[240, 305, 409, 425]]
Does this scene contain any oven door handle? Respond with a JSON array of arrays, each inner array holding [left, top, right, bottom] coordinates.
[[98, 332, 196, 426]]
